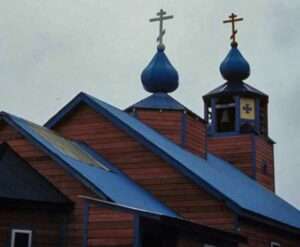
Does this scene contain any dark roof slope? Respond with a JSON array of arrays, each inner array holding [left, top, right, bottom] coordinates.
[[126, 93, 186, 111], [0, 143, 69, 204], [0, 112, 177, 218], [203, 81, 268, 103], [44, 92, 300, 231]]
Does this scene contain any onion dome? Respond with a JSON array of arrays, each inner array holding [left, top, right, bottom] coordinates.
[[141, 46, 179, 93], [220, 42, 250, 82]]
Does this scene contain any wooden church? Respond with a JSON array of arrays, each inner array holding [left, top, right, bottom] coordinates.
[[1, 10, 300, 247]]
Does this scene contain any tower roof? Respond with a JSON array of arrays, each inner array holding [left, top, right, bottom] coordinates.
[[203, 42, 268, 103], [127, 93, 185, 111], [204, 31, 268, 102], [203, 81, 268, 103]]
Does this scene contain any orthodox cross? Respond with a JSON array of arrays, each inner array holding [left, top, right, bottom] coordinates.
[[243, 103, 252, 114], [150, 9, 174, 49], [223, 13, 243, 44]]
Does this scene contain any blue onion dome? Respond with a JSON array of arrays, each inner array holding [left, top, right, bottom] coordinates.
[[220, 42, 250, 82], [141, 46, 179, 93]]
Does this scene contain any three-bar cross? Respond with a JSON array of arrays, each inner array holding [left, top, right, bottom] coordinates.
[[223, 13, 243, 44], [150, 9, 174, 49]]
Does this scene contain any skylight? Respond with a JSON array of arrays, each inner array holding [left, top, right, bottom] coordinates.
[[29, 122, 110, 171]]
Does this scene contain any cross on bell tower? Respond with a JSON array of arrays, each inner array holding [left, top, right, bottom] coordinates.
[[202, 13, 274, 191], [150, 9, 174, 50], [243, 104, 253, 114], [203, 13, 269, 137]]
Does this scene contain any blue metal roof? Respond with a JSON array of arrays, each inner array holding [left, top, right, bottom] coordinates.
[[126, 93, 186, 111], [44, 92, 300, 231], [203, 81, 268, 102], [81, 195, 247, 244], [1, 113, 178, 218]]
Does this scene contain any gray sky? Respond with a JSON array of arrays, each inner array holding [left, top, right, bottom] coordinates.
[[1, 0, 300, 208]]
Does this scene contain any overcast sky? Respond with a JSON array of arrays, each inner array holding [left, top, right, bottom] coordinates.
[[1, 0, 300, 208]]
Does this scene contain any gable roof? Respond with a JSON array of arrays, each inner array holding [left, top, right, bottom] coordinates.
[[0, 112, 177, 218], [45, 92, 300, 232], [0, 143, 69, 205]]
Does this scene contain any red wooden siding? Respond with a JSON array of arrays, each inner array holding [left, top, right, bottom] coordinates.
[[208, 134, 275, 191], [0, 122, 22, 141], [255, 136, 275, 191], [184, 114, 206, 157], [87, 203, 134, 247], [53, 104, 236, 231], [239, 219, 300, 247], [0, 123, 97, 247], [135, 110, 206, 157], [0, 207, 65, 247], [208, 135, 254, 177], [136, 110, 182, 144]]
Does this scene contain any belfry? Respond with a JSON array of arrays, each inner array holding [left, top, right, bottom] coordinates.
[[204, 13, 269, 137]]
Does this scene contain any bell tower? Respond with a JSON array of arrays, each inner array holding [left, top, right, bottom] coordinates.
[[204, 13, 275, 191], [204, 13, 269, 137], [203, 41, 269, 137]]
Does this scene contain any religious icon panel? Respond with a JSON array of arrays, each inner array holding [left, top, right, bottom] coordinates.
[[240, 97, 255, 120]]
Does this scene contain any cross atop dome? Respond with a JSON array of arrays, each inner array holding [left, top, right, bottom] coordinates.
[[220, 13, 249, 81], [204, 13, 269, 138], [150, 9, 174, 50], [223, 13, 244, 46], [140, 9, 179, 94]]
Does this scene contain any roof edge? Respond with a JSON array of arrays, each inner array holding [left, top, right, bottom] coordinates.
[[0, 112, 111, 202], [80, 195, 247, 244], [44, 92, 86, 128], [45, 92, 206, 128]]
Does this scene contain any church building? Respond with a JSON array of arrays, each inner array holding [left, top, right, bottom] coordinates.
[[0, 10, 300, 247]]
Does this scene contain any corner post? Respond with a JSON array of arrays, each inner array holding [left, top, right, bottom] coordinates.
[[82, 200, 90, 247], [235, 96, 240, 133], [211, 98, 217, 135], [255, 98, 260, 133], [133, 215, 141, 247]]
